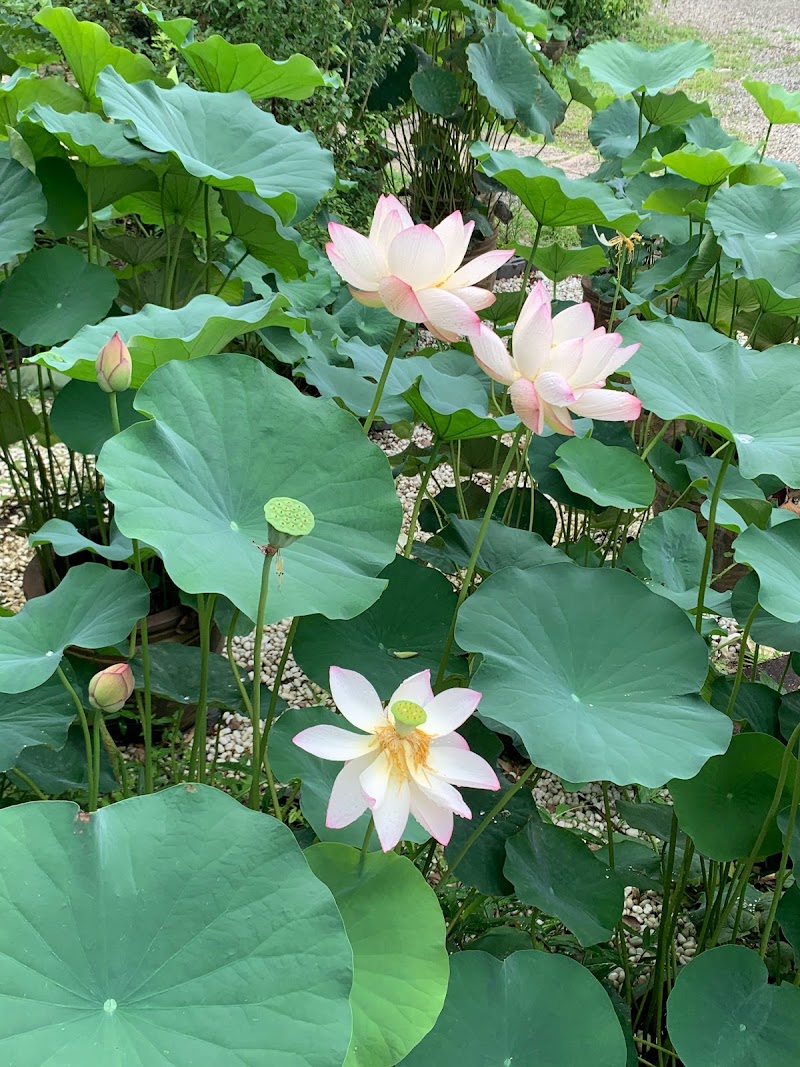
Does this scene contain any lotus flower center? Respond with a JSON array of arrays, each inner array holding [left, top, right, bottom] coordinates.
[[263, 496, 315, 537], [374, 701, 430, 772]]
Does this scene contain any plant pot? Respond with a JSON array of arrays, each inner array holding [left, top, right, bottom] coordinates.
[[581, 274, 617, 330]]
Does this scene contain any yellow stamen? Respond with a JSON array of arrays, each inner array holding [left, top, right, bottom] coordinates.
[[373, 723, 431, 777]]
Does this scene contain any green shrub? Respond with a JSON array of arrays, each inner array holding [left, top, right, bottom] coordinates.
[[558, 0, 647, 44]]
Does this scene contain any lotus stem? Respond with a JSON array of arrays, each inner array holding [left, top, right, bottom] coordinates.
[[363, 319, 407, 435]]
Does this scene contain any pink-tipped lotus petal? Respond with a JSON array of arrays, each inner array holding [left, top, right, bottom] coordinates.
[[349, 287, 386, 308], [551, 301, 596, 345], [470, 325, 517, 386], [292, 724, 373, 761], [569, 387, 643, 422], [371, 207, 413, 259], [329, 666, 386, 732], [379, 275, 428, 322], [577, 340, 641, 388], [534, 370, 576, 407], [325, 752, 376, 829], [416, 287, 482, 339], [445, 248, 515, 290], [359, 750, 392, 807], [456, 285, 496, 312], [372, 776, 411, 851], [369, 194, 413, 243], [424, 320, 462, 344], [427, 747, 501, 791], [542, 401, 575, 436], [509, 377, 543, 433], [387, 224, 447, 288], [326, 244, 381, 293], [327, 223, 385, 287], [513, 301, 554, 380], [409, 784, 456, 845], [432, 731, 471, 751], [388, 669, 434, 712], [515, 280, 551, 336], [435, 211, 473, 276], [422, 687, 482, 737], [411, 764, 472, 819]]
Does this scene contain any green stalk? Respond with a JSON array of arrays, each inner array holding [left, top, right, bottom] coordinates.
[[435, 427, 525, 685], [517, 221, 543, 313], [725, 602, 759, 718], [758, 122, 773, 164], [711, 720, 800, 943], [759, 727, 800, 958], [249, 551, 274, 810], [694, 442, 735, 632], [359, 815, 375, 874], [363, 320, 406, 435], [258, 617, 299, 821], [225, 608, 253, 715], [404, 440, 440, 558], [56, 665, 96, 811], [11, 768, 47, 800], [188, 592, 216, 785], [108, 392, 121, 436], [132, 540, 154, 792], [438, 762, 542, 891]]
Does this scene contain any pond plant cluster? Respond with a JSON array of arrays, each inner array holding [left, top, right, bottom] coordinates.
[[1, 3, 800, 1065]]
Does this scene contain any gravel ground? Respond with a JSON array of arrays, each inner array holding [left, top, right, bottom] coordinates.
[[655, 0, 800, 163]]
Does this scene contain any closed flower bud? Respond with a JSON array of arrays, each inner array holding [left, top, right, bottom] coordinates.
[[88, 663, 135, 713], [95, 332, 132, 393], [264, 496, 315, 550]]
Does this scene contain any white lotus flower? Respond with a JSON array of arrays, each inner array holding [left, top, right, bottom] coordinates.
[[293, 667, 500, 851]]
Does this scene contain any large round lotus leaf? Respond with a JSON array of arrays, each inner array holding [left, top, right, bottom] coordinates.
[[0, 154, 46, 265], [733, 521, 800, 623], [33, 293, 288, 387], [99, 354, 400, 623], [0, 245, 118, 347], [577, 39, 713, 95], [97, 68, 335, 223], [668, 945, 800, 1066], [180, 35, 326, 101], [553, 436, 655, 510], [0, 563, 150, 694], [400, 949, 627, 1066], [306, 843, 448, 1067], [472, 144, 640, 233], [0, 672, 75, 771], [0, 785, 353, 1066], [410, 67, 460, 117], [621, 316, 800, 485], [456, 565, 729, 787], [732, 572, 800, 653], [588, 99, 643, 160], [269, 706, 428, 848], [670, 733, 796, 860], [659, 142, 755, 187], [743, 80, 800, 126], [50, 380, 140, 455], [707, 184, 800, 314], [504, 809, 627, 946], [34, 6, 163, 100], [294, 555, 460, 699], [28, 104, 165, 168], [466, 30, 566, 137]]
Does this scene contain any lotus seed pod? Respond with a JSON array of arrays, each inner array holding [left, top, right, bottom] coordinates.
[[88, 663, 135, 713], [264, 496, 315, 549], [95, 332, 132, 393], [390, 699, 427, 736]]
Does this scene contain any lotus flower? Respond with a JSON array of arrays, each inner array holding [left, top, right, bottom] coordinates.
[[95, 331, 132, 393], [293, 667, 500, 851], [326, 195, 514, 342], [471, 281, 642, 435], [88, 663, 135, 713]]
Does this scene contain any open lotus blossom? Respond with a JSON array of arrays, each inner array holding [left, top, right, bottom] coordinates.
[[471, 281, 642, 435], [293, 667, 500, 851], [326, 194, 514, 342]]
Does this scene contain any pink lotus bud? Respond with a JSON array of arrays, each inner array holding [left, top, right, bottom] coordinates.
[[88, 663, 135, 713], [95, 332, 132, 393]]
